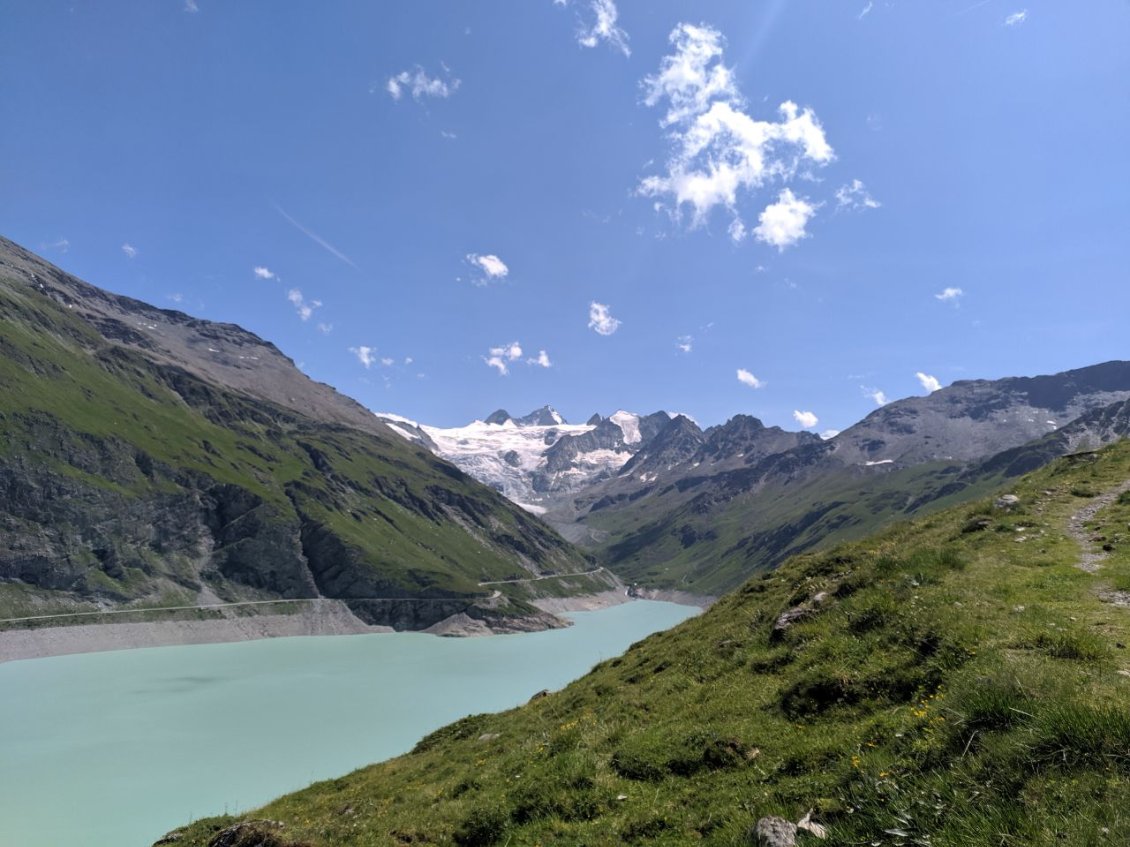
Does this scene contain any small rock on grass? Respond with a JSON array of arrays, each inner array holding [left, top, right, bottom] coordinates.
[[751, 816, 797, 846]]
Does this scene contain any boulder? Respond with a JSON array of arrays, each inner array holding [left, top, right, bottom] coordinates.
[[751, 816, 797, 846]]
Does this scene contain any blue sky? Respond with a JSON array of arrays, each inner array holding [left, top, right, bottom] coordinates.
[[2, 1, 1128, 433]]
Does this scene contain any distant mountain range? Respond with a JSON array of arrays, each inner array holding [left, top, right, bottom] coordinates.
[[382, 362, 1130, 594], [0, 236, 611, 632]]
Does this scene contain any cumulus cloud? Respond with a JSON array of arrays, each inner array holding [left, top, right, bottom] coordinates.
[[916, 372, 942, 393], [1004, 10, 1028, 26], [862, 386, 889, 406], [835, 179, 881, 211], [638, 24, 833, 239], [935, 286, 964, 304], [253, 266, 276, 280], [793, 410, 819, 429], [121, 243, 138, 259], [287, 288, 321, 321], [736, 368, 764, 389], [465, 253, 509, 284], [820, 429, 841, 440], [676, 335, 694, 354], [588, 301, 621, 336], [528, 349, 553, 368], [484, 341, 523, 376], [575, 0, 631, 56], [386, 66, 460, 102], [753, 189, 817, 251], [350, 346, 377, 368]]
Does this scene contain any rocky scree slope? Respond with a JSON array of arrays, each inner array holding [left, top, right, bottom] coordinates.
[[0, 237, 604, 631], [159, 439, 1130, 847]]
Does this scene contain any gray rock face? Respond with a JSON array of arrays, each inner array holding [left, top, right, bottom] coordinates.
[[751, 816, 797, 846]]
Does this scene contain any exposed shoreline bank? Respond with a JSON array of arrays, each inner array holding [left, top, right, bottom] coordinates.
[[0, 589, 713, 664]]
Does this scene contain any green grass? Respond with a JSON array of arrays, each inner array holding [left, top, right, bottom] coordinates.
[[159, 440, 1130, 846]]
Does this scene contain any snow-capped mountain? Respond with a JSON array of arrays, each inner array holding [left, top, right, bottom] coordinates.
[[374, 406, 670, 514]]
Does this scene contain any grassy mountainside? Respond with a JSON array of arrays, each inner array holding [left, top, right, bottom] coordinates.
[[161, 440, 1130, 846], [0, 241, 606, 630]]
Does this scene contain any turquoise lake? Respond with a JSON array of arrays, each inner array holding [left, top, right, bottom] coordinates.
[[0, 600, 697, 847]]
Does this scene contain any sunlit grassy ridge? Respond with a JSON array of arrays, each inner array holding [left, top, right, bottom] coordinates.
[[161, 440, 1130, 846]]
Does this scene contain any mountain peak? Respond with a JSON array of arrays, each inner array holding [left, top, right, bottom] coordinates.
[[484, 409, 512, 425], [516, 405, 566, 426]]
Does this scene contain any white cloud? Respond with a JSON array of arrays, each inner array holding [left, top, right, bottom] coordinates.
[[350, 346, 377, 368], [820, 429, 841, 440], [274, 204, 359, 270], [638, 24, 833, 238], [528, 350, 553, 368], [736, 368, 764, 389], [934, 286, 964, 303], [184, 0, 199, 12], [588, 301, 621, 335], [676, 335, 694, 354], [287, 288, 321, 322], [317, 322, 333, 334], [753, 189, 817, 251], [253, 266, 276, 280], [386, 67, 460, 102], [168, 293, 184, 304], [121, 243, 138, 259], [835, 179, 881, 211], [404, 356, 414, 365], [1004, 10, 1028, 26], [916, 372, 942, 393], [793, 410, 819, 429], [862, 386, 889, 406], [46, 237, 70, 253], [484, 341, 523, 376], [465, 253, 509, 284], [858, 2, 873, 19], [575, 0, 631, 57], [381, 356, 395, 367], [728, 217, 747, 243]]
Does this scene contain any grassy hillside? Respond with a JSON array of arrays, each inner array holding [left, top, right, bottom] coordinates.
[[160, 439, 1130, 846], [0, 265, 604, 628]]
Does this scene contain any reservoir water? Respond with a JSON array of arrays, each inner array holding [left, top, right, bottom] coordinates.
[[0, 600, 696, 847]]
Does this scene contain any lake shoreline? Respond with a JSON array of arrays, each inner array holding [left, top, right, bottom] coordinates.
[[0, 591, 712, 664]]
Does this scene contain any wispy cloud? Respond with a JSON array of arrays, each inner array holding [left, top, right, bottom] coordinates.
[[44, 237, 70, 253], [934, 286, 964, 304], [737, 368, 764, 389], [835, 179, 881, 211], [676, 335, 694, 354], [287, 288, 322, 322], [274, 204, 359, 270], [858, 2, 873, 20], [916, 371, 942, 393], [794, 410, 819, 429], [253, 266, 276, 280], [465, 253, 510, 284], [484, 341, 523, 376], [820, 429, 840, 440], [570, 0, 631, 57], [350, 346, 377, 368], [588, 301, 621, 335], [121, 243, 138, 259], [385, 66, 460, 102], [528, 349, 553, 368], [317, 322, 333, 334], [753, 189, 818, 251], [862, 386, 889, 406], [1004, 10, 1029, 26], [638, 24, 833, 243], [184, 0, 199, 12]]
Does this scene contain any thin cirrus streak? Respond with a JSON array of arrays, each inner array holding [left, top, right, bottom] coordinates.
[[273, 204, 359, 270]]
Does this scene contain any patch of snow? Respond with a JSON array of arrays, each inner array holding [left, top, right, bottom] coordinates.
[[516, 502, 547, 515], [865, 459, 894, 466], [610, 410, 641, 444]]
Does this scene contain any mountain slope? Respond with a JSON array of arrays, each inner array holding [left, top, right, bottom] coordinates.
[[158, 439, 1130, 847], [0, 237, 606, 630]]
